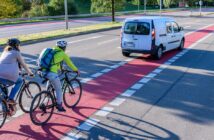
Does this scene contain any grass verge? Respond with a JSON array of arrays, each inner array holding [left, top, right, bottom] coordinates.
[[0, 22, 122, 46]]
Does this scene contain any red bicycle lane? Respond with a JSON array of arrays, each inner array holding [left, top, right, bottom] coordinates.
[[0, 25, 214, 140]]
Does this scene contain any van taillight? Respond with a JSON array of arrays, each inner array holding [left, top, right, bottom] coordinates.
[[152, 29, 155, 40]]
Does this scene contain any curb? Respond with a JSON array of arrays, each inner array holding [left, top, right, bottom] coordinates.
[[0, 26, 121, 48]]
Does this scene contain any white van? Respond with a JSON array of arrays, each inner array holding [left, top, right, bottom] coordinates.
[[121, 16, 185, 59]]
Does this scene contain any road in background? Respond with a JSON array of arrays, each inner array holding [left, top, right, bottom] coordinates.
[[0, 8, 213, 39]]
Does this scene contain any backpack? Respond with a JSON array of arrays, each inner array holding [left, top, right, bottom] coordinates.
[[38, 48, 60, 71]]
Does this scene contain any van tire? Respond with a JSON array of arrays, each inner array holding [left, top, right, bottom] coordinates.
[[178, 39, 185, 50], [122, 51, 130, 57], [153, 47, 163, 60]]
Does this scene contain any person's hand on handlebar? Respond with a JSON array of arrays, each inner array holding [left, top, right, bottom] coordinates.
[[28, 71, 35, 77], [74, 70, 80, 76]]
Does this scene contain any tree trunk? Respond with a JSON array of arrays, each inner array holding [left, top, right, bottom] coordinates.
[[112, 0, 115, 22]]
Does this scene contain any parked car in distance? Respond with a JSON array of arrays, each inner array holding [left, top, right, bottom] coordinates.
[[120, 16, 185, 59]]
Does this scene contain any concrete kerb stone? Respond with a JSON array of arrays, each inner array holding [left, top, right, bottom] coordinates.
[[0, 26, 122, 48]]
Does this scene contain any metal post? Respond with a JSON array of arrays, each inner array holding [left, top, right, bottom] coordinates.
[[160, 0, 162, 16], [199, 0, 202, 16], [144, 0, 146, 14], [138, 0, 140, 12], [64, 0, 68, 30], [112, 0, 115, 22]]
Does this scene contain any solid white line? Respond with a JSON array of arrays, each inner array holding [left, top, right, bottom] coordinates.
[[68, 36, 103, 44], [77, 118, 100, 131], [139, 78, 151, 84], [159, 64, 168, 69], [80, 78, 93, 83], [131, 83, 144, 90], [153, 69, 163, 74], [145, 73, 157, 78], [101, 68, 112, 73], [109, 98, 126, 106], [185, 24, 214, 36], [121, 89, 136, 97], [95, 107, 114, 117], [97, 38, 119, 45], [91, 73, 103, 78]]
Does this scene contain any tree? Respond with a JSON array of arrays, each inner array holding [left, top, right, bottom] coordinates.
[[0, 0, 23, 18], [91, 0, 126, 13], [48, 0, 78, 16]]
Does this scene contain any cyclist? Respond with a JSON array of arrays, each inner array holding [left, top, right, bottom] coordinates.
[[0, 38, 34, 105], [39, 40, 80, 112]]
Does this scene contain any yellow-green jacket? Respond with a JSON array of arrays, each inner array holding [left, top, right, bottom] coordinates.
[[49, 46, 78, 73]]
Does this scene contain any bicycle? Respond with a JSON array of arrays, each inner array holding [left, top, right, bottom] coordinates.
[[0, 73, 41, 128], [29, 69, 82, 126]]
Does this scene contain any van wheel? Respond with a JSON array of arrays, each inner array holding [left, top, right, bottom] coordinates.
[[178, 39, 184, 50], [122, 51, 130, 57], [153, 47, 163, 60]]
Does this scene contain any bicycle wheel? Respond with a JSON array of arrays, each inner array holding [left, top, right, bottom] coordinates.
[[19, 81, 41, 113], [0, 101, 7, 128], [30, 91, 54, 126], [63, 79, 82, 108]]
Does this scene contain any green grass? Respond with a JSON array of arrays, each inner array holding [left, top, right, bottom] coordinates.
[[0, 22, 122, 46]]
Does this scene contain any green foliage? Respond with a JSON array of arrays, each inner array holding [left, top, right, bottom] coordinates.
[[0, 0, 23, 18], [28, 4, 49, 17], [48, 0, 78, 16], [91, 0, 126, 13]]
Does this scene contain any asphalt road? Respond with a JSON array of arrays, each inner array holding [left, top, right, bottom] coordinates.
[[0, 14, 214, 140], [0, 8, 213, 39]]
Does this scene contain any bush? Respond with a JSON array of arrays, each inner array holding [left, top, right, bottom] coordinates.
[[48, 0, 78, 16], [28, 4, 49, 17]]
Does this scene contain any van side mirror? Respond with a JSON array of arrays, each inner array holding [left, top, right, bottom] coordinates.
[[179, 27, 184, 31]]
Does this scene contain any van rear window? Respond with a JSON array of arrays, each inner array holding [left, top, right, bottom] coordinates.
[[124, 22, 150, 35]]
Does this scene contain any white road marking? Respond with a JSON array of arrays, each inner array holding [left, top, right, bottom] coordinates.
[[80, 78, 93, 83], [164, 62, 172, 65], [171, 56, 179, 60], [97, 38, 119, 45], [159, 64, 168, 69], [139, 78, 151, 83], [184, 26, 191, 28], [153, 69, 163, 74], [95, 107, 114, 117], [131, 83, 144, 90], [168, 59, 176, 63], [109, 98, 126, 106], [101, 68, 112, 73], [77, 118, 100, 131], [110, 64, 120, 69], [91, 73, 103, 78], [145, 73, 157, 78], [118, 61, 126, 66], [12, 110, 24, 118], [68, 36, 103, 44], [125, 58, 133, 62], [121, 89, 136, 97], [61, 131, 82, 140]]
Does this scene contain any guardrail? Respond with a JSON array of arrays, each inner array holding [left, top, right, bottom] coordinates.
[[0, 8, 188, 22]]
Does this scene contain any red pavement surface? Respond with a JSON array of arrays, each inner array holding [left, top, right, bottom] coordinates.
[[0, 25, 214, 140]]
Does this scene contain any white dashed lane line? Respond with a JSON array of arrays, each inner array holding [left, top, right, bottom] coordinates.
[[131, 83, 144, 90], [95, 107, 114, 117], [109, 98, 126, 106], [77, 118, 100, 131], [91, 72, 103, 78], [121, 89, 136, 97], [139, 77, 151, 84]]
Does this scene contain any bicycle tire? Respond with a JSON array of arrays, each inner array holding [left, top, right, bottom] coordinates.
[[0, 101, 7, 128], [30, 91, 54, 126], [63, 79, 82, 108], [19, 81, 41, 113]]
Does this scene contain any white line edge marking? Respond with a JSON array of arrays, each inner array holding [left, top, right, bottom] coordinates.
[[68, 36, 103, 44], [139, 78, 151, 83], [77, 118, 100, 131], [101, 68, 112, 73], [80, 78, 93, 83], [98, 38, 119, 45], [131, 83, 144, 90], [145, 73, 157, 78], [153, 69, 163, 74], [121, 89, 136, 97], [91, 73, 103, 78], [109, 98, 126, 106], [95, 107, 114, 117], [61, 131, 82, 140]]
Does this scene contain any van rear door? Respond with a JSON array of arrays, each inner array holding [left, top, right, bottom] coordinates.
[[122, 21, 151, 51]]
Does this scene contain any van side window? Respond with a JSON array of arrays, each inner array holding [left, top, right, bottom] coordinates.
[[124, 22, 150, 35], [172, 22, 179, 33], [166, 22, 172, 34]]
